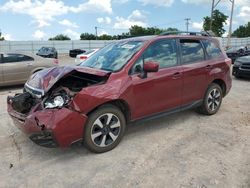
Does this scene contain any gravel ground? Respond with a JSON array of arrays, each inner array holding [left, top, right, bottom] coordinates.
[[0, 76, 250, 188]]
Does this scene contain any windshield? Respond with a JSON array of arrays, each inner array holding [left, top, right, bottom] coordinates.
[[79, 40, 145, 72]]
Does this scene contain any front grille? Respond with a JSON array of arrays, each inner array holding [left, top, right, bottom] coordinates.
[[241, 63, 250, 70]]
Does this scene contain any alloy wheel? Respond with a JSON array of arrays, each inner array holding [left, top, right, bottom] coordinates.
[[207, 88, 221, 112], [91, 113, 121, 147]]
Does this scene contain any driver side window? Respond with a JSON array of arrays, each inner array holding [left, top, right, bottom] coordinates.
[[131, 39, 177, 74]]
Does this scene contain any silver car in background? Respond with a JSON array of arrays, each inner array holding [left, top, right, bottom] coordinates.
[[0, 53, 59, 86], [75, 49, 99, 64]]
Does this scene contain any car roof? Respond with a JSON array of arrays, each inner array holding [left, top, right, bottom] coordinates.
[[120, 34, 214, 43]]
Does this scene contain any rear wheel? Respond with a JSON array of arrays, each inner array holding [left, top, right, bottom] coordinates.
[[84, 105, 126, 153], [197, 83, 223, 115]]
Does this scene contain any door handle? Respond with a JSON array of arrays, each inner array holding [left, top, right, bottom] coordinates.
[[27, 63, 32, 66], [172, 72, 182, 79]]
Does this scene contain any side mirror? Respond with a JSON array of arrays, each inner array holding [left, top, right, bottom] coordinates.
[[143, 61, 159, 72], [140, 61, 159, 78]]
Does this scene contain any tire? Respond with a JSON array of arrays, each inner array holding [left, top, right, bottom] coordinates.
[[84, 104, 126, 153], [197, 83, 223, 115]]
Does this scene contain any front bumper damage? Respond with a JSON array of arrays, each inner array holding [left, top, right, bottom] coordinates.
[[7, 97, 88, 148]]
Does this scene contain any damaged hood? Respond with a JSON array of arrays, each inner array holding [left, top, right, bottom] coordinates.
[[25, 66, 110, 97]]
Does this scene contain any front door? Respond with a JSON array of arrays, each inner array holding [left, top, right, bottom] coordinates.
[[130, 39, 183, 119]]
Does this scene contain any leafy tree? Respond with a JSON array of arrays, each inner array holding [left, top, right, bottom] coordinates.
[[203, 9, 228, 37], [80, 33, 96, 40], [232, 22, 250, 38], [0, 31, 4, 41], [49, 34, 71, 40], [98, 34, 113, 40], [129, 25, 178, 36]]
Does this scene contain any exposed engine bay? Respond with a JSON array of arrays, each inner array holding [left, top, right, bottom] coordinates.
[[9, 71, 109, 114]]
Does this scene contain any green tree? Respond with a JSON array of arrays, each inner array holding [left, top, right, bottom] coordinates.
[[203, 9, 228, 37], [80, 33, 96, 40], [98, 34, 113, 40], [0, 31, 4, 41], [49, 34, 71, 40], [129, 25, 178, 36], [232, 22, 250, 37]]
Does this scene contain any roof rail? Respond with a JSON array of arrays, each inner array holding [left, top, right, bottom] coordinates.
[[159, 31, 215, 37]]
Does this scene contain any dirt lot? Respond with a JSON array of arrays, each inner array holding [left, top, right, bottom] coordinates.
[[0, 76, 250, 188]]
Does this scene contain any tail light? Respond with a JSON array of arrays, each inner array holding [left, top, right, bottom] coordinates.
[[225, 58, 232, 67], [80, 56, 87, 60], [53, 59, 59, 64]]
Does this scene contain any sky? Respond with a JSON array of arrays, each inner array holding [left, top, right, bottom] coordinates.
[[0, 0, 249, 41]]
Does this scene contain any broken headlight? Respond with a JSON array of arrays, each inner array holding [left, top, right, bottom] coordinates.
[[44, 93, 69, 109]]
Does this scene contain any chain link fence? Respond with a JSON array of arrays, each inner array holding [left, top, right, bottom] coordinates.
[[0, 38, 250, 54]]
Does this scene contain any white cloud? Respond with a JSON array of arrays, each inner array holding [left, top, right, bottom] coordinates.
[[33, 30, 46, 40], [2, 33, 13, 40], [59, 19, 78, 28], [0, 0, 112, 28], [98, 30, 109, 36], [69, 0, 112, 14], [181, 0, 210, 5], [139, 0, 174, 7], [97, 17, 112, 24], [113, 10, 147, 29], [64, 29, 80, 40], [191, 21, 203, 30], [237, 6, 250, 22]]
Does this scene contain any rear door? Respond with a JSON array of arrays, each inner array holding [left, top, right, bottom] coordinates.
[[179, 39, 209, 106], [2, 54, 34, 85]]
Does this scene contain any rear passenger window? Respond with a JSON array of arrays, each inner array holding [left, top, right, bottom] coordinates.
[[3, 54, 19, 63], [3, 54, 34, 63], [202, 40, 222, 59], [180, 39, 205, 64]]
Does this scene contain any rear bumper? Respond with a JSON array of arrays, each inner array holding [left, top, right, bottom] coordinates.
[[7, 102, 88, 148], [233, 67, 250, 78]]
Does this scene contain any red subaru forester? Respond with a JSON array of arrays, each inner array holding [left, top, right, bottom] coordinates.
[[7, 32, 232, 153]]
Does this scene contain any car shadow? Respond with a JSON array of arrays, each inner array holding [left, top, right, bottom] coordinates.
[[0, 84, 24, 93]]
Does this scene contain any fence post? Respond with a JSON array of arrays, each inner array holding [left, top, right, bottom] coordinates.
[[9, 41, 11, 51], [31, 41, 34, 54]]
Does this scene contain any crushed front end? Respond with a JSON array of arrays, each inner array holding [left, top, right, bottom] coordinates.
[[7, 66, 110, 148]]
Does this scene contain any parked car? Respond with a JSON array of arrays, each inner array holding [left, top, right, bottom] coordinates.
[[7, 33, 232, 153], [226, 46, 250, 63], [69, 49, 86, 58], [0, 53, 58, 86], [75, 49, 99, 64], [232, 55, 250, 78], [37, 47, 58, 59]]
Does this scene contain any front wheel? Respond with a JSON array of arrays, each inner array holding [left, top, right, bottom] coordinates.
[[197, 83, 223, 115], [84, 105, 126, 153]]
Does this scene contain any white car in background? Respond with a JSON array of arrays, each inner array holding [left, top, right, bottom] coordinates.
[[75, 49, 99, 64]]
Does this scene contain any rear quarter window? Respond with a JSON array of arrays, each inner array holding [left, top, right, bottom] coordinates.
[[180, 39, 205, 64], [202, 40, 222, 59]]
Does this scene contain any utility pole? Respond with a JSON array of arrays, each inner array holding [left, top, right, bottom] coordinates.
[[227, 0, 235, 48], [210, 0, 223, 31], [185, 18, 191, 32], [95, 26, 98, 40], [210, 0, 235, 47]]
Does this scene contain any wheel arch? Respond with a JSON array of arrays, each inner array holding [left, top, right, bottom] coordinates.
[[212, 79, 226, 97], [87, 99, 131, 123]]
